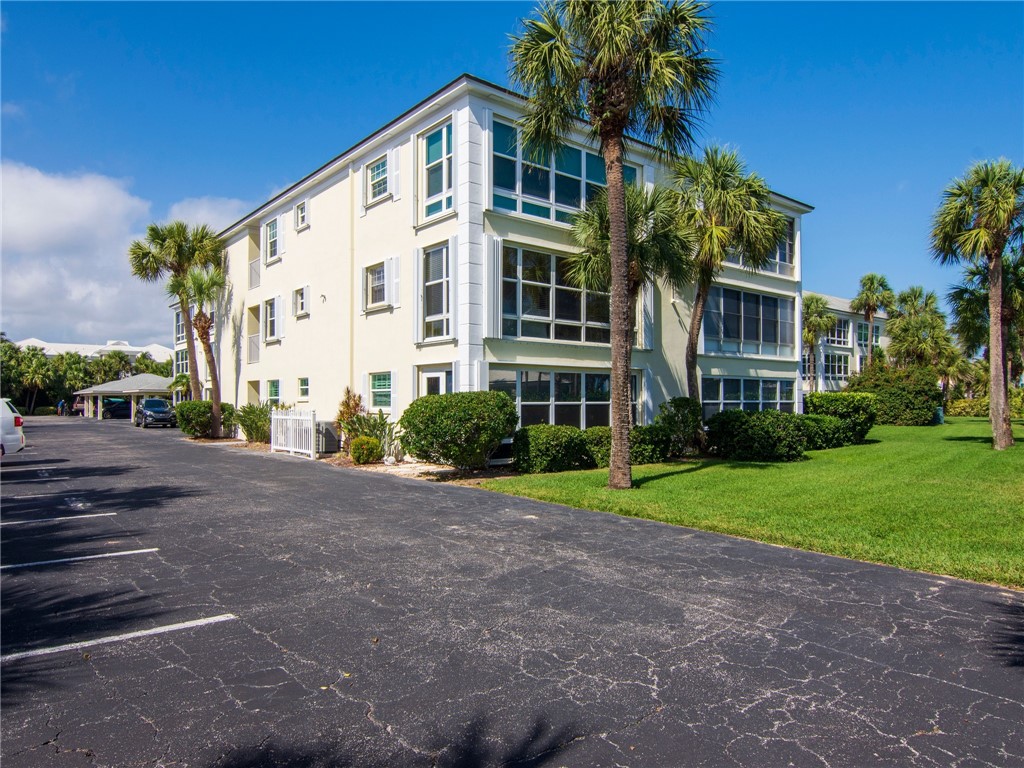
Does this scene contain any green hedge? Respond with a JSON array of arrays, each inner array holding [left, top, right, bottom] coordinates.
[[175, 401, 237, 438], [948, 391, 1024, 418], [800, 414, 853, 450], [583, 426, 612, 469], [512, 424, 594, 474], [804, 391, 877, 442], [399, 391, 518, 469], [350, 436, 383, 464], [629, 424, 672, 465], [846, 366, 941, 426], [655, 397, 703, 456], [706, 409, 807, 462], [33, 406, 58, 416]]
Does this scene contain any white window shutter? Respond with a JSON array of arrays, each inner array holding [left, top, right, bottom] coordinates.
[[452, 360, 461, 393], [390, 147, 401, 201], [484, 235, 502, 338], [277, 217, 286, 255], [390, 370, 398, 411], [643, 367, 654, 425], [303, 198, 311, 226], [448, 235, 458, 333], [414, 247, 424, 343], [383, 257, 395, 306], [361, 373, 369, 404], [391, 255, 400, 307], [642, 281, 655, 350], [276, 296, 285, 338], [359, 166, 367, 217]]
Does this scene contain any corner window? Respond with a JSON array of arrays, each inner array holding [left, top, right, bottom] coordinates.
[[367, 156, 388, 201], [263, 298, 278, 341], [298, 377, 309, 399], [422, 244, 450, 339], [365, 263, 386, 308], [265, 219, 279, 262], [267, 379, 280, 405], [700, 377, 796, 420], [370, 372, 392, 409], [489, 367, 639, 428], [423, 122, 453, 218], [295, 201, 308, 229], [857, 322, 881, 347], [826, 319, 850, 346], [293, 286, 309, 317], [703, 287, 796, 357], [174, 311, 185, 343]]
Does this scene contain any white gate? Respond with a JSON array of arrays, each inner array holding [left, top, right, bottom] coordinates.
[[270, 409, 317, 459]]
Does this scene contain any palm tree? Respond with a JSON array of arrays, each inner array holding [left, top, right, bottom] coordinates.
[[801, 294, 835, 393], [886, 287, 955, 369], [567, 184, 694, 423], [20, 346, 49, 414], [510, 0, 717, 489], [128, 222, 223, 400], [932, 159, 1024, 450], [673, 145, 788, 402], [168, 265, 227, 437], [849, 273, 895, 369]]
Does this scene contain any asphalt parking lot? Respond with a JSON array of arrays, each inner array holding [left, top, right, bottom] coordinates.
[[2, 417, 1022, 767]]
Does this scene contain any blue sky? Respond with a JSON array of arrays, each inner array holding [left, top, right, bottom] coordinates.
[[2, 1, 1022, 347]]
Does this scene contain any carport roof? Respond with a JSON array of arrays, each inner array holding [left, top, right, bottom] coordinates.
[[75, 373, 173, 396]]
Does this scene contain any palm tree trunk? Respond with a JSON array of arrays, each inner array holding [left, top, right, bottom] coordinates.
[[686, 282, 709, 402], [604, 134, 632, 490], [199, 333, 222, 438], [987, 254, 1013, 449], [865, 309, 875, 368], [179, 296, 203, 401]]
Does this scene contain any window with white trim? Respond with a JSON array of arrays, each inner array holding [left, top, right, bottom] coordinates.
[[423, 123, 453, 218], [826, 319, 850, 346], [267, 379, 280, 405], [295, 201, 308, 229], [492, 117, 638, 224], [367, 156, 388, 201], [370, 372, 392, 409], [700, 377, 796, 420], [263, 298, 278, 341], [265, 219, 279, 262], [823, 353, 850, 380], [802, 350, 814, 378], [703, 287, 796, 356], [489, 367, 639, 428], [724, 217, 796, 276], [174, 311, 185, 343], [365, 263, 386, 308], [857, 321, 881, 347], [422, 244, 450, 339], [293, 286, 309, 317], [298, 377, 309, 399], [174, 350, 189, 376]]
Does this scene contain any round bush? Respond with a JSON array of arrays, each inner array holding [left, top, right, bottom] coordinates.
[[734, 409, 807, 462], [800, 414, 852, 450], [350, 436, 383, 464], [629, 424, 672, 465], [705, 409, 749, 458], [512, 424, 594, 474], [399, 391, 518, 469], [175, 400, 236, 438], [583, 426, 612, 468], [803, 391, 877, 443], [846, 366, 940, 426], [655, 396, 703, 456]]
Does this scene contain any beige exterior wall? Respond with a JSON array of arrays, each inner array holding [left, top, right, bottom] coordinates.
[[803, 294, 891, 393]]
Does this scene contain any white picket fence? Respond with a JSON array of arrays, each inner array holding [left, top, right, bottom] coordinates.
[[270, 409, 317, 459]]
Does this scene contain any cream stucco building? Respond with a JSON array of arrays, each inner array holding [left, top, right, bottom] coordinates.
[[802, 294, 891, 393], [176, 75, 814, 435]]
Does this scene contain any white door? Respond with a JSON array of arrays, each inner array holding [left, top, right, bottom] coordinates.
[[421, 368, 453, 397]]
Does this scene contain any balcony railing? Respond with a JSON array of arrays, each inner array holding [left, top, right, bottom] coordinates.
[[247, 334, 260, 364]]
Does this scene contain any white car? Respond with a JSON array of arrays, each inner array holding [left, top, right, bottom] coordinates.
[[1, 398, 26, 457]]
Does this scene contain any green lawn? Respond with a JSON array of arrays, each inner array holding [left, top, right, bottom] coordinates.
[[482, 418, 1024, 588]]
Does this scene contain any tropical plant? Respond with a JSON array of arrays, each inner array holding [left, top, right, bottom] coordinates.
[[931, 159, 1024, 449], [93, 350, 133, 383], [169, 373, 191, 395], [49, 352, 92, 404], [1, 335, 25, 403], [510, 0, 718, 489], [20, 346, 49, 414], [128, 221, 223, 400], [801, 294, 835, 393], [335, 387, 367, 454], [340, 410, 402, 460], [849, 273, 895, 368], [236, 401, 273, 443], [168, 264, 227, 437], [886, 287, 955, 369], [673, 145, 788, 403]]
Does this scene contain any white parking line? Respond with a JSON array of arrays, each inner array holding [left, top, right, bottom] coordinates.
[[0, 513, 118, 527], [2, 492, 69, 499], [4, 477, 72, 483], [0, 614, 238, 663], [0, 466, 61, 473], [0, 548, 158, 570]]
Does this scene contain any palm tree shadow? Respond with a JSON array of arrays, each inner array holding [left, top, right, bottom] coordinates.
[[633, 462, 707, 486], [942, 436, 995, 444], [988, 599, 1024, 670]]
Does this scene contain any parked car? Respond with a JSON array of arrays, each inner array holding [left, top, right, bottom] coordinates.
[[71, 396, 85, 416], [1, 398, 26, 457], [134, 398, 177, 428], [101, 400, 132, 420]]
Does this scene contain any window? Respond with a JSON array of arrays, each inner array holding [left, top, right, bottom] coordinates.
[[489, 367, 639, 428], [293, 286, 309, 317], [826, 319, 850, 346], [422, 244, 450, 339], [823, 353, 850, 380], [367, 156, 388, 201], [370, 373, 391, 409], [423, 123, 453, 218], [298, 377, 309, 399], [501, 245, 611, 343], [492, 117, 638, 224], [366, 263, 386, 308], [857, 322, 881, 347], [174, 311, 185, 343], [802, 350, 814, 378], [265, 219, 279, 262], [703, 287, 796, 356], [723, 217, 795, 276], [700, 377, 796, 420], [295, 201, 308, 229], [267, 379, 280, 405], [263, 299, 278, 341], [174, 350, 189, 376]]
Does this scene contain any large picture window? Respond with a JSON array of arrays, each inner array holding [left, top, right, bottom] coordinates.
[[501, 245, 611, 343], [703, 287, 796, 357], [857, 321, 881, 347], [423, 123, 453, 218], [700, 377, 796, 420], [823, 353, 850, 380], [826, 319, 850, 346], [489, 367, 639, 429]]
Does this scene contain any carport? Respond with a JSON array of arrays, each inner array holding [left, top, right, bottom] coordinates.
[[74, 374, 173, 420]]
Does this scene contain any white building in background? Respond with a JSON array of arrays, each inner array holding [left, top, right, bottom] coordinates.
[[14, 337, 173, 363], [179, 75, 813, 437], [802, 294, 890, 393]]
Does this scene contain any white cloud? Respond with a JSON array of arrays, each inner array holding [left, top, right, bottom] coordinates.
[[2, 102, 25, 118], [166, 196, 250, 232]]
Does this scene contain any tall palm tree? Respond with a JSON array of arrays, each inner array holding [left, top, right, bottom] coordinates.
[[128, 222, 224, 400], [567, 184, 694, 424], [932, 159, 1024, 450], [849, 273, 895, 368], [168, 265, 227, 438], [887, 287, 954, 369], [20, 346, 49, 414], [801, 294, 835, 393], [673, 145, 787, 403], [511, 0, 717, 489]]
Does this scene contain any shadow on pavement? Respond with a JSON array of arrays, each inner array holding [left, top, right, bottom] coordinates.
[[989, 599, 1024, 670]]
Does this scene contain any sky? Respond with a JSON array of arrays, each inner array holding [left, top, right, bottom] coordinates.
[[1, 1, 1022, 347]]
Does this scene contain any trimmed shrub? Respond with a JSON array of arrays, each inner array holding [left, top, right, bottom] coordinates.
[[733, 409, 807, 462], [350, 436, 383, 465], [945, 397, 988, 417], [399, 391, 518, 469], [237, 401, 272, 443], [655, 396, 702, 456], [804, 391, 877, 443], [175, 401, 236, 438], [846, 365, 941, 426], [800, 414, 852, 450], [629, 424, 672, 465], [512, 424, 593, 474], [1013, 388, 1024, 418], [583, 426, 612, 469], [33, 406, 57, 416], [341, 410, 401, 459], [705, 409, 749, 458], [220, 403, 238, 438]]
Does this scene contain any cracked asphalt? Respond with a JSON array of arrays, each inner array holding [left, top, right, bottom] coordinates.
[[1, 417, 1022, 767]]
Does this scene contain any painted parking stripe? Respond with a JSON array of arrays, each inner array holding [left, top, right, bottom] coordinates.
[[0, 614, 238, 663], [0, 548, 158, 570], [0, 466, 61, 473], [0, 513, 118, 527], [4, 477, 72, 483], [3, 492, 70, 499]]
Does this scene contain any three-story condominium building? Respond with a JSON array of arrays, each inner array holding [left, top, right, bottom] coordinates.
[[180, 74, 813, 432], [802, 294, 891, 393]]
